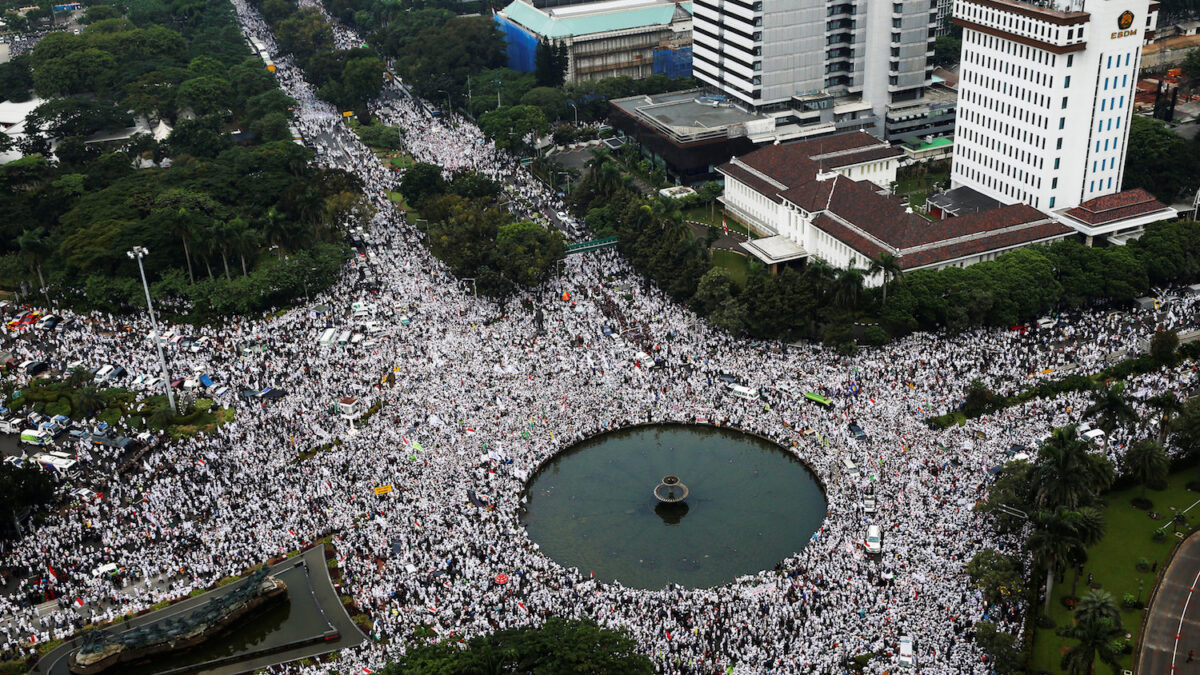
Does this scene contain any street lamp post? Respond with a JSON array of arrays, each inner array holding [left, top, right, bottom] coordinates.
[[127, 246, 176, 412], [461, 278, 477, 299], [568, 102, 578, 126]]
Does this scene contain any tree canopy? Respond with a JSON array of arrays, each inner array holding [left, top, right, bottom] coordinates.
[[381, 618, 654, 675]]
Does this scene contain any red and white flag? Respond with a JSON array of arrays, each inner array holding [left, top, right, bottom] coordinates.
[[722, 217, 728, 235]]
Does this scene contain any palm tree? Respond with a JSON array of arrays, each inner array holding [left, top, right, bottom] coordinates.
[[1031, 426, 1114, 511], [831, 265, 865, 309], [1145, 392, 1182, 446], [73, 386, 105, 418], [65, 366, 92, 388], [226, 217, 260, 276], [1123, 439, 1169, 504], [1084, 381, 1138, 435], [149, 405, 175, 430], [867, 252, 903, 306], [1073, 589, 1121, 628], [1027, 507, 1087, 616], [168, 209, 198, 285], [260, 206, 291, 256], [1060, 609, 1123, 675], [1070, 506, 1106, 596], [17, 227, 51, 301]]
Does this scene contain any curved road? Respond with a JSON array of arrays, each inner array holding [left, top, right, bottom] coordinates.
[[1139, 531, 1200, 673]]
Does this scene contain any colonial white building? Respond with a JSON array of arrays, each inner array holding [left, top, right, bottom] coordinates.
[[949, 0, 1160, 211], [718, 133, 1075, 284]]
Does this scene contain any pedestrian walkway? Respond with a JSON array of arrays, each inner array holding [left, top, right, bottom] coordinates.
[[1138, 530, 1200, 673]]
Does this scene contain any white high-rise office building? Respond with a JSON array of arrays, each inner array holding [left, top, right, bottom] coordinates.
[[949, 0, 1159, 210], [690, 0, 938, 136]]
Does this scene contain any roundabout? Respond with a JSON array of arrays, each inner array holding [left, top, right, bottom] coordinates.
[[519, 424, 827, 590]]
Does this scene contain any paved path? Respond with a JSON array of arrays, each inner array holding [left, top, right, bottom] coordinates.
[[1139, 531, 1200, 674], [685, 221, 752, 252]]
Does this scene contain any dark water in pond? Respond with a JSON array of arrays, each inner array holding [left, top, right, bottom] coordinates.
[[520, 424, 827, 590], [54, 564, 331, 675]]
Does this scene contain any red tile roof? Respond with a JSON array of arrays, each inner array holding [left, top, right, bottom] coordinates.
[[1063, 188, 1170, 225], [719, 137, 1074, 271]]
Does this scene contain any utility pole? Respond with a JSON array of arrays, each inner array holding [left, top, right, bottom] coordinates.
[[127, 246, 176, 412]]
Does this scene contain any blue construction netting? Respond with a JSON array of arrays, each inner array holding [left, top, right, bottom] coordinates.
[[494, 14, 539, 72], [652, 47, 693, 79]]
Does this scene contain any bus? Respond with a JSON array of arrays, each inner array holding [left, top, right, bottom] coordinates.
[[804, 392, 832, 407]]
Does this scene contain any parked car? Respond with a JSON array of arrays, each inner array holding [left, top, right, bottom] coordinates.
[[862, 490, 877, 514]]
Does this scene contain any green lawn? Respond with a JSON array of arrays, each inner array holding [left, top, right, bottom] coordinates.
[[1031, 468, 1200, 671], [711, 249, 750, 287], [681, 206, 755, 237]]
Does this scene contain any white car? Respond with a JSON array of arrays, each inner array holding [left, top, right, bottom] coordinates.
[[862, 493, 877, 514], [865, 524, 882, 553], [93, 365, 115, 381], [898, 635, 914, 668], [190, 336, 211, 353]]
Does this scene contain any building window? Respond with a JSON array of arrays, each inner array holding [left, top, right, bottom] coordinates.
[[1052, 177, 1058, 188], [1060, 117, 1066, 129], [1066, 54, 1073, 67], [1057, 138, 1063, 150], [1061, 96, 1068, 109], [1049, 196, 1056, 208], [1054, 158, 1060, 169]]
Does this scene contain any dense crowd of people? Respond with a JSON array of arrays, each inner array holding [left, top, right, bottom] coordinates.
[[0, 2, 1198, 672]]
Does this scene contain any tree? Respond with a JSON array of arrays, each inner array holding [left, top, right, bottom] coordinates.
[[176, 75, 232, 116], [974, 621, 1025, 674], [1183, 47, 1200, 80], [1060, 591, 1124, 675], [478, 105, 549, 154], [966, 549, 1025, 604], [1123, 116, 1200, 202], [167, 115, 232, 158], [26, 97, 132, 139], [1030, 426, 1114, 511], [339, 55, 385, 108], [399, 162, 446, 207], [494, 220, 565, 288], [692, 267, 738, 316], [1084, 381, 1138, 435], [0, 56, 35, 103], [867, 252, 903, 306], [521, 86, 568, 122], [831, 264, 865, 309], [932, 35, 962, 66], [73, 385, 105, 418], [381, 618, 654, 675], [0, 464, 56, 539], [17, 227, 51, 296], [1124, 439, 1169, 505], [1149, 329, 1180, 365], [1027, 507, 1087, 616], [1145, 391, 1183, 446], [274, 8, 334, 64]]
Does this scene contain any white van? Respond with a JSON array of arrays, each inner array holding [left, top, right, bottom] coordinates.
[[21, 429, 52, 446], [1082, 428, 1106, 444], [337, 330, 352, 345], [727, 384, 759, 400], [841, 457, 860, 477], [318, 328, 336, 346], [32, 453, 77, 477]]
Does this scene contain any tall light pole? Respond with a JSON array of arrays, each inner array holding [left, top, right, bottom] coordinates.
[[568, 101, 578, 126], [127, 246, 176, 412]]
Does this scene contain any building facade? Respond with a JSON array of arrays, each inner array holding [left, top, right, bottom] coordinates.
[[690, 0, 938, 136], [949, 0, 1159, 211], [495, 0, 693, 82], [718, 134, 1076, 283]]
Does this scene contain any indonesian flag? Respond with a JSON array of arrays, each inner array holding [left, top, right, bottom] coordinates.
[[47, 565, 59, 584], [722, 217, 728, 235], [75, 598, 85, 607], [363, 669, 372, 674]]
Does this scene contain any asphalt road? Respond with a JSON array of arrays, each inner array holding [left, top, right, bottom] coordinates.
[[31, 544, 365, 675], [1139, 530, 1200, 674]]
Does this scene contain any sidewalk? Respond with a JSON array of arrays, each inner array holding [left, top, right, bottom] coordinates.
[[1138, 530, 1200, 673]]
